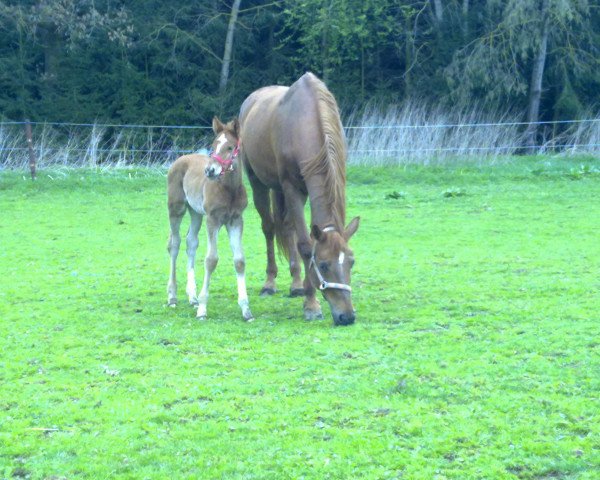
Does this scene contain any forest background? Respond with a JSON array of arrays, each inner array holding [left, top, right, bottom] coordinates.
[[0, 0, 599, 150]]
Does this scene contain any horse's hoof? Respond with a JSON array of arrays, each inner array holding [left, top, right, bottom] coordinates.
[[290, 288, 305, 298], [244, 315, 255, 323], [189, 299, 199, 307], [260, 287, 276, 296], [196, 315, 207, 321], [167, 300, 177, 308], [304, 310, 323, 321]]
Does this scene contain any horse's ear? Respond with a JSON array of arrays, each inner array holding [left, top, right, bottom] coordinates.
[[311, 224, 324, 242], [343, 216, 360, 241], [212, 116, 225, 134], [232, 118, 240, 138]]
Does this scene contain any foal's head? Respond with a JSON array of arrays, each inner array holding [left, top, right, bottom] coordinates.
[[309, 217, 360, 326], [205, 116, 241, 179]]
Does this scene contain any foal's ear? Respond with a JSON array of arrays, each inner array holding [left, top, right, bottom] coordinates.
[[343, 216, 360, 241], [212, 116, 225, 134], [231, 117, 240, 138], [311, 224, 324, 242]]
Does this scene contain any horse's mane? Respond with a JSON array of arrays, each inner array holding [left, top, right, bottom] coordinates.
[[300, 73, 347, 229]]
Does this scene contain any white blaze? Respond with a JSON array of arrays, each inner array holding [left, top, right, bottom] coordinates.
[[338, 252, 345, 265], [215, 134, 227, 154]]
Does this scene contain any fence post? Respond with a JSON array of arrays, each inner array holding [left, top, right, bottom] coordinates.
[[25, 119, 37, 180]]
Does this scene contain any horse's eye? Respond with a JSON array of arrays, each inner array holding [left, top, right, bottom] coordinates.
[[319, 262, 329, 272], [349, 258, 355, 268]]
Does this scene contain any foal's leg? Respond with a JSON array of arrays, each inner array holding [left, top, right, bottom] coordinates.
[[196, 216, 220, 319], [226, 216, 253, 321], [248, 171, 278, 295], [281, 181, 322, 320], [185, 208, 203, 306], [167, 206, 185, 306]]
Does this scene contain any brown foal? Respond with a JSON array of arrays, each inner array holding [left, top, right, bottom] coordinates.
[[166, 117, 253, 321]]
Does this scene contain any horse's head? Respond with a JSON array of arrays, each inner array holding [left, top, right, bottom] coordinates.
[[205, 116, 241, 180], [309, 217, 360, 326]]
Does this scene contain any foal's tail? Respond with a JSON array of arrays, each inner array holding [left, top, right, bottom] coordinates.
[[271, 190, 293, 260]]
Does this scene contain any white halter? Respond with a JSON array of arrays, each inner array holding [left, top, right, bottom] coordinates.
[[309, 226, 352, 292]]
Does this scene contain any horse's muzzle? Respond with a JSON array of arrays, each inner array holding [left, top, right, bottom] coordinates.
[[205, 165, 219, 179], [334, 311, 355, 326]]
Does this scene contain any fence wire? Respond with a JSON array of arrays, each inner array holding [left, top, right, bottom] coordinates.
[[1, 118, 599, 168]]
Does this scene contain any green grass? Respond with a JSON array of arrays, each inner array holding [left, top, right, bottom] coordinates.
[[1, 157, 599, 479]]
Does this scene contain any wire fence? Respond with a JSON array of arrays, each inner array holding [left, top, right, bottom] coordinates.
[[1, 117, 599, 169]]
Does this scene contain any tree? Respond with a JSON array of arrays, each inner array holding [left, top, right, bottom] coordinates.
[[446, 0, 594, 145], [219, 0, 242, 95]]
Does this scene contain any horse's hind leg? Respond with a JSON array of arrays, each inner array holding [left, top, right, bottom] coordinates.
[[167, 204, 185, 306], [248, 172, 277, 295], [196, 216, 220, 319], [227, 216, 253, 321], [185, 208, 203, 306]]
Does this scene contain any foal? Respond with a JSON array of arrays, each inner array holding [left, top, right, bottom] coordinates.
[[166, 117, 253, 321]]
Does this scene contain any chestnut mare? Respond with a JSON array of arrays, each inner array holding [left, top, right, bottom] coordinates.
[[166, 117, 253, 321], [239, 72, 359, 326]]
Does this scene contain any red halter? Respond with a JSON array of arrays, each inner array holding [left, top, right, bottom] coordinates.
[[210, 140, 240, 175]]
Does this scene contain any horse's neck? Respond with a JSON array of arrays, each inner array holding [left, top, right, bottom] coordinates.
[[306, 175, 343, 230], [219, 166, 243, 191]]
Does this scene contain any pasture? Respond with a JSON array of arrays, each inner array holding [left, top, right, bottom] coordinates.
[[1, 157, 599, 479]]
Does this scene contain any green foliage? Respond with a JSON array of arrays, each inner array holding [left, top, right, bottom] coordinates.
[[442, 187, 467, 197], [554, 76, 583, 121], [0, 1, 599, 124], [385, 190, 406, 200], [1, 157, 599, 478]]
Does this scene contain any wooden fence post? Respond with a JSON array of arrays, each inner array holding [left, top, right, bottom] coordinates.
[[25, 119, 36, 180]]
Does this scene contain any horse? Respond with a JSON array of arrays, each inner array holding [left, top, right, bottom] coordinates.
[[239, 72, 360, 326], [166, 117, 253, 322]]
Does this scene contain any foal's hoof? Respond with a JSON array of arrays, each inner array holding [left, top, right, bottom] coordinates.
[[290, 287, 305, 298], [304, 309, 323, 321], [167, 300, 177, 308], [196, 315, 207, 321], [260, 287, 277, 296], [189, 298, 199, 307]]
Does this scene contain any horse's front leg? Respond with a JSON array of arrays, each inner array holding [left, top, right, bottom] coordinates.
[[196, 216, 220, 319], [226, 216, 253, 321], [286, 231, 304, 297], [282, 182, 322, 320]]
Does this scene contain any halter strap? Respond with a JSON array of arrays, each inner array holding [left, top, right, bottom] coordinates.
[[210, 139, 240, 175], [309, 227, 352, 292]]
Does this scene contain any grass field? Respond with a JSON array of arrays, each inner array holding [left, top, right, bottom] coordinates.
[[1, 157, 599, 479]]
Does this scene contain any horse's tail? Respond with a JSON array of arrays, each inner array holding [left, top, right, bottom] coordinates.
[[271, 189, 293, 260]]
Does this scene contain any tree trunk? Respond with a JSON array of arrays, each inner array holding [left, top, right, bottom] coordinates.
[[404, 11, 413, 98], [462, 0, 470, 38], [432, 0, 443, 24], [41, 24, 61, 80], [219, 0, 242, 95], [322, 1, 333, 83], [524, 0, 550, 150]]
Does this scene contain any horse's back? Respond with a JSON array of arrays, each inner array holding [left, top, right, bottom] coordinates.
[[240, 73, 330, 189]]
